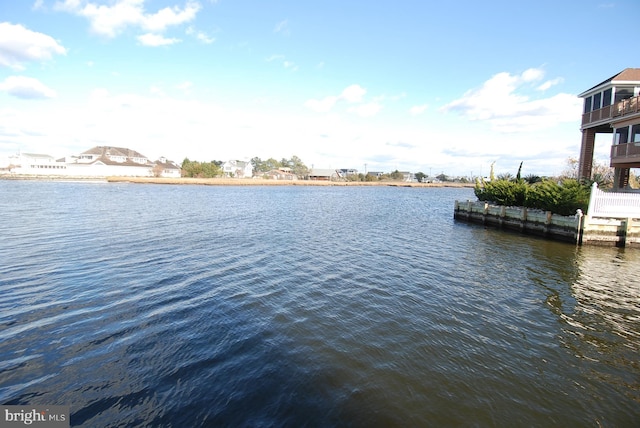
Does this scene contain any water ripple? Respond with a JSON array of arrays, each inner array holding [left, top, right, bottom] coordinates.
[[1, 182, 639, 426]]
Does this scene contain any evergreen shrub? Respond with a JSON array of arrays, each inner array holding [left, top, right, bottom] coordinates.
[[475, 178, 590, 216]]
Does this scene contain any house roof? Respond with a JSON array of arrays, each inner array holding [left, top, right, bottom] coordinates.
[[579, 68, 640, 97], [309, 168, 337, 176], [21, 153, 55, 159], [265, 169, 296, 177], [154, 159, 181, 170], [81, 146, 148, 159], [90, 157, 150, 167]]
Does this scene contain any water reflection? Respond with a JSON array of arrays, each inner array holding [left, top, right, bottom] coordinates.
[[547, 246, 640, 405], [571, 247, 640, 340]]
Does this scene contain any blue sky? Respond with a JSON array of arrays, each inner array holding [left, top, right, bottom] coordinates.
[[1, 0, 639, 177]]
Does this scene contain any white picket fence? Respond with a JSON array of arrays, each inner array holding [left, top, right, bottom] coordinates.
[[587, 182, 640, 218]]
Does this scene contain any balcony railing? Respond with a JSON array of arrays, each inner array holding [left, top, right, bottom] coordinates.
[[610, 141, 640, 165], [582, 95, 640, 127]]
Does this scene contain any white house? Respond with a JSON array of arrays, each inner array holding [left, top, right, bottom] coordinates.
[[153, 157, 182, 178], [222, 160, 253, 178], [4, 146, 181, 178], [6, 153, 68, 175]]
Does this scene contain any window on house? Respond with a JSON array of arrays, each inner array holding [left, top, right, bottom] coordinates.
[[614, 126, 629, 145], [603, 88, 612, 107], [632, 124, 640, 143], [614, 88, 634, 103], [593, 92, 601, 110], [584, 96, 592, 113]]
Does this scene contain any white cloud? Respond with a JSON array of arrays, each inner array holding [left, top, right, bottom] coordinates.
[[0, 22, 67, 70], [176, 81, 192, 91], [537, 77, 564, 91], [143, 1, 200, 32], [149, 85, 165, 96], [283, 61, 298, 71], [274, 19, 289, 35], [304, 96, 339, 113], [348, 102, 382, 118], [409, 104, 428, 116], [521, 67, 544, 82], [56, 0, 200, 37], [195, 31, 214, 44], [137, 33, 180, 46], [340, 84, 366, 103], [266, 55, 297, 71], [304, 84, 381, 117], [0, 76, 57, 99], [56, 0, 146, 37], [440, 68, 581, 132]]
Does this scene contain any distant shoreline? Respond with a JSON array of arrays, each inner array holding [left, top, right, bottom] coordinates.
[[0, 175, 475, 188], [107, 177, 476, 188]]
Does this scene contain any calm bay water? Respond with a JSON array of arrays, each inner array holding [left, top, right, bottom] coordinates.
[[1, 180, 639, 427]]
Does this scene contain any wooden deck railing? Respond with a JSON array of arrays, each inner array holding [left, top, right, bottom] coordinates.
[[611, 142, 640, 163], [582, 95, 640, 127]]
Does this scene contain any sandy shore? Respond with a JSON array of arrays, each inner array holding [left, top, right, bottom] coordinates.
[[105, 176, 475, 188]]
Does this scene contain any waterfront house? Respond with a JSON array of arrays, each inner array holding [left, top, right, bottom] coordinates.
[[337, 168, 359, 179], [5, 146, 180, 178], [400, 171, 414, 182], [222, 160, 253, 178], [263, 168, 297, 180], [455, 70, 640, 247], [7, 153, 68, 175], [64, 146, 156, 177], [308, 168, 339, 181], [76, 146, 150, 165], [153, 157, 182, 178], [578, 68, 640, 188]]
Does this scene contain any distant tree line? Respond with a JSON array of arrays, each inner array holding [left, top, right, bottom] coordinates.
[[343, 170, 474, 183], [346, 170, 406, 182], [251, 155, 309, 178], [181, 158, 223, 178], [180, 155, 310, 179]]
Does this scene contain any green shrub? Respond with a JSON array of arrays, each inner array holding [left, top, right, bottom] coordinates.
[[525, 180, 559, 211], [476, 178, 590, 215], [554, 179, 591, 215], [527, 179, 590, 215], [474, 179, 527, 206]]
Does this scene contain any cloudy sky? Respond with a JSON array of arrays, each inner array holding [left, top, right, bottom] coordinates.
[[1, 0, 638, 177]]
